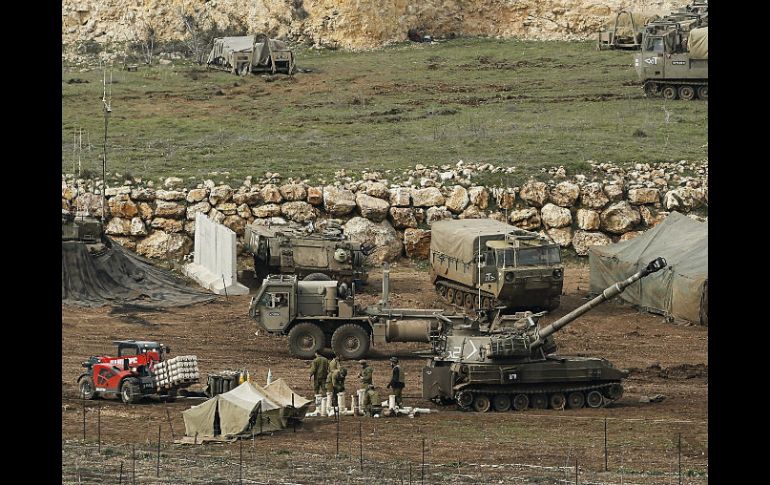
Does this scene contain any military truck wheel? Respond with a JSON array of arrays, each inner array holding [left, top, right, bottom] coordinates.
[[492, 394, 511, 412], [567, 392, 585, 409], [586, 391, 604, 408], [697, 86, 708, 100], [512, 393, 529, 411], [678, 85, 695, 101], [549, 393, 566, 410], [331, 324, 370, 360], [304, 273, 332, 281], [661, 85, 678, 100], [463, 293, 475, 311], [120, 378, 141, 404], [531, 394, 548, 409], [472, 395, 491, 413], [288, 323, 325, 359], [79, 377, 96, 400]]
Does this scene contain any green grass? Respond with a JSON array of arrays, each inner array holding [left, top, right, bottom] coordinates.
[[62, 38, 708, 186]]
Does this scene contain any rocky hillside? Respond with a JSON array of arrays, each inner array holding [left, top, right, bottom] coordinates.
[[63, 0, 689, 49]]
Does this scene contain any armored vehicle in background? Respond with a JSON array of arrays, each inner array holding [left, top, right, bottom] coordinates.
[[597, 11, 660, 50], [430, 219, 563, 313], [62, 210, 104, 243], [207, 34, 295, 75], [244, 223, 370, 286], [634, 9, 708, 100], [422, 257, 668, 412]]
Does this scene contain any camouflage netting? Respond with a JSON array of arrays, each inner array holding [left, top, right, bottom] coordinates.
[[688, 27, 708, 59], [62, 238, 217, 308], [589, 212, 707, 325]]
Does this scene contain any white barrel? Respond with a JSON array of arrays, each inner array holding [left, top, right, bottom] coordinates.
[[337, 392, 346, 412], [357, 389, 366, 414], [319, 397, 327, 416], [315, 394, 323, 407], [351, 395, 357, 414], [388, 395, 396, 410]]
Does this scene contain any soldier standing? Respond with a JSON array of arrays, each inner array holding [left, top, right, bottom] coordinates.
[[329, 354, 341, 375], [357, 360, 373, 389], [387, 356, 405, 407], [309, 351, 329, 395], [362, 384, 382, 417], [326, 367, 347, 407], [326, 354, 341, 394]]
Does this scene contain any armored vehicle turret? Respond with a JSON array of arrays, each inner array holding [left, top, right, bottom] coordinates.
[[422, 257, 667, 412]]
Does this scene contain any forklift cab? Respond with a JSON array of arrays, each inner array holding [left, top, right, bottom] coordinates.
[[113, 340, 167, 357]]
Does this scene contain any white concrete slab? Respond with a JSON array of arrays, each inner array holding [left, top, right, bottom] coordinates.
[[183, 215, 249, 296]]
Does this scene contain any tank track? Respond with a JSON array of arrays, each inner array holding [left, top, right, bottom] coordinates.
[[434, 280, 558, 313], [453, 382, 622, 412], [643, 80, 707, 100]]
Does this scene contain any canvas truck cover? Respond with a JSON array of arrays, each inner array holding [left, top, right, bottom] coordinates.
[[688, 27, 708, 59], [589, 212, 707, 325], [431, 219, 519, 263], [183, 381, 283, 438], [207, 36, 291, 66]]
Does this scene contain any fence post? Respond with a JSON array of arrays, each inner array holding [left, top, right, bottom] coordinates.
[[82, 398, 86, 443], [409, 462, 412, 485], [119, 462, 123, 485], [165, 405, 175, 441], [421, 438, 425, 485], [97, 402, 101, 454], [678, 433, 682, 485], [336, 408, 340, 458], [156, 424, 161, 478], [604, 418, 608, 471], [575, 457, 578, 485], [132, 444, 136, 485], [240, 439, 243, 485], [359, 421, 363, 472]]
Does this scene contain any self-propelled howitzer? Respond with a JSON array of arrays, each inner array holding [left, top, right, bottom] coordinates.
[[422, 257, 667, 412]]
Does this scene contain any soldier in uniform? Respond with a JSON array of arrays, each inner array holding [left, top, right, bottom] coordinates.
[[357, 359, 373, 389], [326, 367, 347, 407], [329, 354, 341, 375], [309, 351, 329, 395], [387, 356, 405, 407], [362, 384, 382, 417]]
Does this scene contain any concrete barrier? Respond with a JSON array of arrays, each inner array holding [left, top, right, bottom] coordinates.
[[183, 214, 249, 295]]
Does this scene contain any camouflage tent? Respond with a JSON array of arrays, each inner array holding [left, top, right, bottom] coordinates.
[[588, 212, 707, 325], [688, 27, 708, 59]]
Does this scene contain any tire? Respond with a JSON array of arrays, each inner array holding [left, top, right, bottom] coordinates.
[[453, 290, 464, 307], [472, 394, 491, 413], [605, 383, 624, 400], [331, 324, 370, 360], [512, 393, 529, 411], [287, 322, 326, 359], [304, 273, 332, 282], [531, 394, 547, 409], [567, 392, 585, 409], [697, 85, 708, 100], [463, 293, 475, 311], [79, 376, 96, 400], [492, 394, 511, 412], [586, 390, 604, 408], [661, 85, 678, 100], [678, 85, 695, 101], [120, 378, 142, 404], [446, 288, 456, 303], [549, 393, 566, 410]]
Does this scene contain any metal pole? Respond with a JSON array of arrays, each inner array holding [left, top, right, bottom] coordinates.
[[336, 409, 340, 458], [239, 439, 243, 485], [82, 398, 86, 442], [409, 462, 412, 485], [156, 424, 161, 477], [421, 438, 425, 485], [119, 462, 123, 485], [477, 231, 481, 309], [359, 421, 363, 472], [165, 405, 175, 441], [132, 444, 136, 485], [604, 418, 608, 471], [97, 403, 101, 454], [575, 458, 578, 485], [678, 433, 682, 485]]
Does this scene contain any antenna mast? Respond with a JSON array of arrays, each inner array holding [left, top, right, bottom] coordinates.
[[101, 65, 113, 223]]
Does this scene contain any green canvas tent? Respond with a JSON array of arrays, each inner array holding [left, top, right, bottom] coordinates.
[[589, 212, 707, 325], [182, 381, 284, 438]]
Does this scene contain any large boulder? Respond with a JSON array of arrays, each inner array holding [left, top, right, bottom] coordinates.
[[151, 218, 184, 233], [356, 193, 390, 222], [445, 186, 470, 214], [186, 201, 211, 220], [108, 195, 137, 218], [600, 201, 641, 234], [323, 186, 357, 216], [75, 192, 104, 217], [389, 207, 418, 229], [604, 184, 624, 202], [306, 186, 324, 206], [163, 177, 184, 189], [497, 189, 516, 210], [546, 227, 573, 247], [62, 186, 77, 201], [261, 184, 284, 204], [105, 217, 131, 236], [426, 206, 453, 225], [233, 190, 262, 206], [403, 228, 431, 259], [137, 202, 154, 220], [579, 183, 609, 210], [207, 208, 226, 224], [540, 203, 572, 229], [412, 187, 445, 207], [136, 231, 193, 259], [468, 186, 489, 209], [459, 206, 486, 219], [343, 217, 403, 264], [576, 209, 600, 230], [236, 203, 252, 220], [131, 188, 156, 201], [362, 181, 390, 200], [519, 181, 548, 207], [155, 190, 186, 201], [572, 231, 612, 256], [154, 201, 186, 219], [663, 187, 706, 212], [253, 204, 283, 218], [389, 188, 411, 207], [628, 188, 660, 205], [186, 188, 208, 203], [223, 215, 246, 235], [281, 201, 317, 223], [639, 206, 667, 228], [279, 184, 307, 202], [209, 185, 234, 205], [130, 217, 148, 236], [215, 202, 238, 216], [549, 182, 580, 207], [509, 208, 541, 230]]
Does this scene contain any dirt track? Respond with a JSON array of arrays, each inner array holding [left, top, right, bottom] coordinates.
[[62, 261, 708, 483]]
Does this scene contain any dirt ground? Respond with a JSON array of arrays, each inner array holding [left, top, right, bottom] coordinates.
[[61, 261, 708, 484]]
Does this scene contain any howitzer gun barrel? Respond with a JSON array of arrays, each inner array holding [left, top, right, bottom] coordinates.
[[534, 257, 667, 344]]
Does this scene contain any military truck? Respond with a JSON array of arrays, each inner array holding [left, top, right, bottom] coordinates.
[[597, 11, 660, 50], [248, 265, 471, 360], [430, 219, 563, 313], [207, 34, 295, 75], [244, 223, 370, 286], [634, 17, 708, 100]]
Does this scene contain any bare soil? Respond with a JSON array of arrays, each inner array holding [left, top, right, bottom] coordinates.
[[62, 261, 708, 484]]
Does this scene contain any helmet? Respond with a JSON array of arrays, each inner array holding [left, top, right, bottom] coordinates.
[[389, 357, 398, 364]]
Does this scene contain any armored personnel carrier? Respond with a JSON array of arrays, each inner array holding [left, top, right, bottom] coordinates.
[[244, 222, 370, 286], [430, 219, 563, 312], [421, 257, 667, 412]]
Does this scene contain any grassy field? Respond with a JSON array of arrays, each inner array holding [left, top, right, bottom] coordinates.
[[61, 38, 708, 187]]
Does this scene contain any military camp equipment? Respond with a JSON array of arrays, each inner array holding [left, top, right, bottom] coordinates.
[[597, 11, 660, 50], [634, 2, 708, 100], [207, 34, 295, 75], [62, 210, 104, 244], [421, 257, 667, 412], [430, 219, 564, 312], [244, 222, 369, 285]]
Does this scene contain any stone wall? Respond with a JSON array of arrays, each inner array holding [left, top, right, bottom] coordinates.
[[61, 159, 707, 262], [62, 0, 689, 50]]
